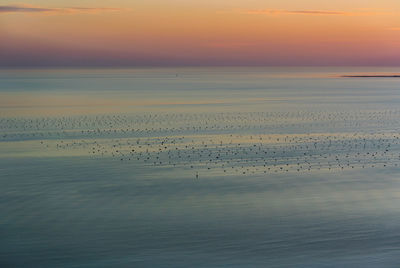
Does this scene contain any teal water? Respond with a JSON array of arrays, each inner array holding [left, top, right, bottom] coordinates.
[[1, 67, 400, 267]]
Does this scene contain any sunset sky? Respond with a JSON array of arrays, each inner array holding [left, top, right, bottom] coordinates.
[[1, 0, 400, 66]]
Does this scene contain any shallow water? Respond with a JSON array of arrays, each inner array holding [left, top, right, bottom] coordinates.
[[1, 67, 400, 267]]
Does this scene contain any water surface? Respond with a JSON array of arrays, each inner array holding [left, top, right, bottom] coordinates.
[[1, 67, 400, 267]]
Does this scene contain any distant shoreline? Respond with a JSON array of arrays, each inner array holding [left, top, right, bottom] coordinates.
[[341, 75, 400, 78]]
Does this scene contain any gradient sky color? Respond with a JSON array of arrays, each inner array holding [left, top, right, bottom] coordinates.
[[1, 0, 400, 66]]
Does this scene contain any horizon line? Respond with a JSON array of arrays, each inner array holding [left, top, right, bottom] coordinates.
[[1, 64, 400, 70]]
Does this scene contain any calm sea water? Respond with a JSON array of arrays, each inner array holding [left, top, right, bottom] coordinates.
[[1, 67, 400, 267]]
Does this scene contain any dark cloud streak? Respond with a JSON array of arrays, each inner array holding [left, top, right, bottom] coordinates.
[[288, 10, 345, 15], [0, 6, 53, 13], [0, 5, 123, 14], [245, 9, 369, 16]]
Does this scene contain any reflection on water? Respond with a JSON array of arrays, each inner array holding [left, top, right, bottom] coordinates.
[[1, 67, 400, 267]]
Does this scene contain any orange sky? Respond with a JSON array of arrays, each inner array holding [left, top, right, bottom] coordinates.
[[1, 0, 400, 66]]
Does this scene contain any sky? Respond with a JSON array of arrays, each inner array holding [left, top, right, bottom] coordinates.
[[0, 0, 400, 67]]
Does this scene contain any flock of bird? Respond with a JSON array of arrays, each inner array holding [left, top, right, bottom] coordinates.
[[2, 110, 400, 177]]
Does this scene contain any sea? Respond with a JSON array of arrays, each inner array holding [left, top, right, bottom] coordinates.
[[1, 67, 400, 267]]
